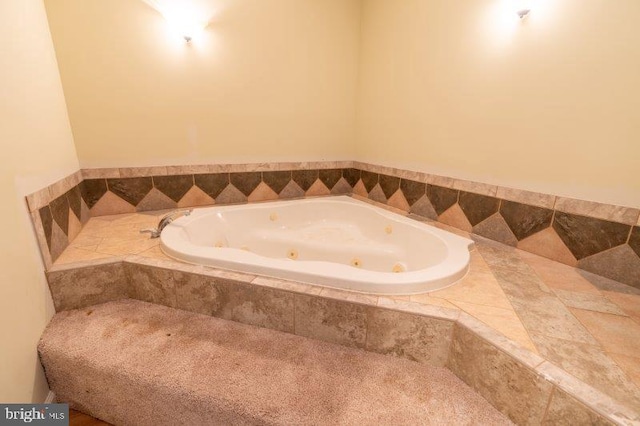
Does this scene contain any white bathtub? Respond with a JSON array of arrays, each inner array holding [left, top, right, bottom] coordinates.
[[161, 196, 473, 295]]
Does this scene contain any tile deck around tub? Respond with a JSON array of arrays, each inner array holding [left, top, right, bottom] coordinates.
[[51, 202, 640, 413]]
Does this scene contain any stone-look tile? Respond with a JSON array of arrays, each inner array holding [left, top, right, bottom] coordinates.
[[294, 294, 367, 348], [473, 213, 518, 246], [118, 166, 168, 178], [530, 333, 640, 409], [426, 185, 458, 216], [278, 181, 305, 199], [351, 179, 368, 198], [447, 323, 553, 425], [65, 186, 82, 220], [80, 179, 108, 209], [291, 170, 318, 191], [48, 171, 81, 200], [229, 172, 261, 197], [451, 300, 537, 353], [360, 170, 379, 192], [431, 251, 513, 310], [194, 173, 229, 199], [177, 186, 215, 208], [262, 171, 291, 194], [555, 197, 640, 226], [410, 294, 458, 310], [571, 308, 640, 358], [609, 353, 640, 388], [342, 168, 361, 187], [318, 169, 342, 190], [80, 198, 91, 224], [96, 236, 159, 257], [215, 184, 247, 205], [67, 208, 83, 242], [553, 212, 630, 260], [517, 227, 578, 266], [248, 182, 279, 203], [49, 195, 70, 235], [408, 195, 437, 220], [136, 188, 177, 212], [165, 165, 210, 175], [578, 269, 640, 296], [367, 184, 387, 204], [137, 245, 170, 261], [49, 222, 69, 262], [378, 174, 400, 199], [327, 177, 349, 195], [251, 276, 323, 296], [319, 288, 378, 306], [377, 298, 460, 322], [153, 175, 194, 203], [305, 179, 331, 197], [551, 289, 626, 315], [452, 179, 497, 197], [629, 226, 640, 257], [107, 177, 153, 207], [496, 186, 556, 210], [438, 204, 473, 232], [578, 245, 640, 289], [81, 168, 121, 179], [39, 206, 53, 250], [173, 272, 220, 316], [458, 191, 500, 227], [386, 189, 410, 212], [500, 200, 554, 241], [31, 211, 52, 269], [46, 261, 128, 311], [212, 282, 295, 333], [537, 362, 640, 425], [543, 388, 616, 426], [26, 187, 52, 212], [603, 291, 640, 323], [427, 174, 455, 188], [54, 247, 113, 265], [400, 179, 426, 206], [365, 308, 453, 366], [125, 263, 178, 308]]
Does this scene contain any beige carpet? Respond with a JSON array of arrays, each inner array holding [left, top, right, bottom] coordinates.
[[39, 299, 512, 426]]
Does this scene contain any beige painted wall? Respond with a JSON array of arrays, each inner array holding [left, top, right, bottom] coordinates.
[[0, 0, 80, 403], [44, 0, 361, 168], [357, 0, 640, 207]]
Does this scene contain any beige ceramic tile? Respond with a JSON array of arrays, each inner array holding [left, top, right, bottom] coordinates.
[[426, 174, 455, 188], [410, 294, 459, 310], [554, 197, 639, 226], [305, 180, 331, 197], [138, 246, 171, 261], [319, 288, 378, 306], [251, 276, 323, 296], [96, 236, 159, 256], [386, 190, 410, 212], [609, 353, 640, 388], [517, 227, 578, 267], [377, 297, 459, 321], [166, 165, 210, 175], [438, 204, 473, 233], [571, 308, 640, 358], [54, 247, 113, 266], [452, 179, 497, 197], [119, 166, 168, 177], [248, 182, 279, 203], [602, 291, 640, 323], [519, 250, 599, 294], [495, 186, 556, 210], [91, 192, 137, 216], [543, 388, 619, 426], [552, 289, 626, 315], [429, 252, 513, 310], [26, 187, 52, 212], [82, 168, 121, 179], [450, 300, 537, 353]]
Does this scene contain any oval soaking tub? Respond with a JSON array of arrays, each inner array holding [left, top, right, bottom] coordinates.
[[161, 196, 474, 295]]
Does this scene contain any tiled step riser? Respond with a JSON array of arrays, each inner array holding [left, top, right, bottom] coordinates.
[[45, 260, 635, 425]]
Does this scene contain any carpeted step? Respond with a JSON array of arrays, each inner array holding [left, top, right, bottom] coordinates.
[[39, 299, 512, 425]]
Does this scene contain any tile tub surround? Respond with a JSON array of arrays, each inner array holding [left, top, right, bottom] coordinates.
[[27, 161, 640, 287], [45, 255, 639, 425]]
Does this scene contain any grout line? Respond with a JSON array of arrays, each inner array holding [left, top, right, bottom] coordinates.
[[540, 386, 557, 423]]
